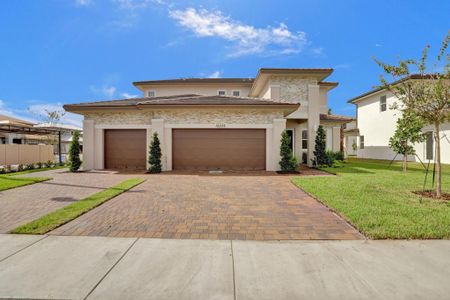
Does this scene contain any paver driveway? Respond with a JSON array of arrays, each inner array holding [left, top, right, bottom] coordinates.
[[0, 169, 136, 233], [51, 172, 363, 240]]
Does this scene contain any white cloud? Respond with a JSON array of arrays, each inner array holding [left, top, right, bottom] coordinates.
[[121, 92, 138, 98], [207, 71, 222, 78], [75, 0, 92, 6], [169, 8, 309, 57], [90, 85, 117, 98], [375, 43, 383, 47]]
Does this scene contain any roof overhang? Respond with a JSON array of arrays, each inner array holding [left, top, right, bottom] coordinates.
[[249, 68, 334, 97], [133, 78, 254, 92]]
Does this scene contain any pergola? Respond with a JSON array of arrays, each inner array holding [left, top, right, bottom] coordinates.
[[0, 122, 64, 163]]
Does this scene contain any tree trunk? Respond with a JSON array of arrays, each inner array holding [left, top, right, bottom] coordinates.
[[403, 140, 407, 172], [434, 122, 442, 198]]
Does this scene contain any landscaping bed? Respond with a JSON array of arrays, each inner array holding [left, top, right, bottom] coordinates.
[[292, 158, 450, 239]]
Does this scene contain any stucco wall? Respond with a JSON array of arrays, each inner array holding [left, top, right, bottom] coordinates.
[[142, 84, 252, 98], [269, 76, 316, 103], [86, 108, 284, 125]]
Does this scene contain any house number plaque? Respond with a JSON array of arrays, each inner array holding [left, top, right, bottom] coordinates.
[[215, 123, 226, 128]]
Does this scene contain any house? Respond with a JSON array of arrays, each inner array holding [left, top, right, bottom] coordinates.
[[64, 68, 352, 171], [34, 123, 83, 161], [347, 75, 450, 164], [0, 114, 44, 145]]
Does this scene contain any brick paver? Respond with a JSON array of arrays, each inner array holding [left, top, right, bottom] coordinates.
[[51, 171, 363, 240], [0, 169, 136, 233]]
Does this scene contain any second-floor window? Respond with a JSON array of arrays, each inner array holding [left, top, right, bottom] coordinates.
[[232, 90, 240, 97], [147, 90, 156, 97], [380, 95, 387, 112], [218, 90, 226, 96]]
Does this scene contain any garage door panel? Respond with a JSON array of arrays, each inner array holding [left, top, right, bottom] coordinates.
[[173, 129, 265, 170], [104, 129, 146, 170]]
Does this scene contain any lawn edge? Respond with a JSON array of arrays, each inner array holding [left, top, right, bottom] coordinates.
[[4, 165, 67, 177], [10, 178, 145, 235], [0, 177, 52, 192], [290, 177, 368, 239]]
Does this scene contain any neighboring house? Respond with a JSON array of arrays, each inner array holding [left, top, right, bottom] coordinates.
[[64, 68, 352, 171], [34, 123, 83, 160], [0, 114, 45, 144], [348, 75, 450, 164], [343, 120, 358, 157]]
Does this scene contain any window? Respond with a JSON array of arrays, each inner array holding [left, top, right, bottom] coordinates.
[[147, 90, 155, 97], [217, 90, 226, 96], [12, 138, 22, 144], [380, 95, 387, 112], [301, 130, 308, 150], [359, 136, 365, 149], [232, 90, 240, 97], [286, 129, 294, 152], [426, 131, 433, 160]]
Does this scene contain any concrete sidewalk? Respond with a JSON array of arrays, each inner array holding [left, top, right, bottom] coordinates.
[[0, 234, 449, 300]]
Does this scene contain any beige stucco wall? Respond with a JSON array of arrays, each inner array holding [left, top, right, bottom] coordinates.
[[83, 108, 287, 171], [141, 84, 252, 98]]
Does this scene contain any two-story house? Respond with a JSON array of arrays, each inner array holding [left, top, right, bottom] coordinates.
[[64, 68, 352, 171], [348, 75, 450, 164]]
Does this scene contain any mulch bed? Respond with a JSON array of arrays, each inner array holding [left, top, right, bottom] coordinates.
[[413, 190, 450, 201]]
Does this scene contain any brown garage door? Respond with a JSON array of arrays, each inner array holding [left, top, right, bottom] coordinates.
[[104, 129, 146, 170], [173, 129, 266, 170]]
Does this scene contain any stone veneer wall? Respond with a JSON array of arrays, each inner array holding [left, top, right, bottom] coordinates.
[[269, 76, 317, 103], [85, 108, 284, 125]]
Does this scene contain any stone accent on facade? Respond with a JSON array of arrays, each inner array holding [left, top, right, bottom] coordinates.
[[86, 108, 284, 125], [269, 76, 317, 103]]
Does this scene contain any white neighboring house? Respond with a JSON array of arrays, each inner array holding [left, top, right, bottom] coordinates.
[[34, 123, 83, 161], [348, 75, 450, 164]]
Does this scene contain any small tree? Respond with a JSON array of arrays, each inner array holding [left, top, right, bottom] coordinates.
[[389, 112, 425, 172], [375, 32, 449, 197], [314, 125, 327, 166], [279, 131, 297, 171], [69, 131, 81, 172], [148, 132, 162, 173]]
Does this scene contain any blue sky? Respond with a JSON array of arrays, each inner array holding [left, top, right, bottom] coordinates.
[[0, 0, 448, 126]]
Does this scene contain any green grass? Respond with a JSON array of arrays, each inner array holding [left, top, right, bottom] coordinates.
[[0, 166, 67, 191], [292, 158, 450, 239], [11, 178, 145, 234]]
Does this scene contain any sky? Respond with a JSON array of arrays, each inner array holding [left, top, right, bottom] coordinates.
[[0, 0, 448, 127]]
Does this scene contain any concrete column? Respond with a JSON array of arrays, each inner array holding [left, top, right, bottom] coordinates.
[[271, 118, 286, 171], [332, 126, 341, 152], [307, 84, 320, 166], [151, 119, 165, 171], [94, 128, 104, 169], [82, 119, 95, 170]]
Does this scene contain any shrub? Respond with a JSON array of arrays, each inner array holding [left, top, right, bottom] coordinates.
[[5, 165, 12, 173], [26, 163, 35, 170], [313, 125, 327, 166], [17, 164, 24, 172], [324, 151, 346, 167], [148, 132, 162, 173], [69, 131, 82, 172], [0, 168, 5, 174], [37, 162, 43, 169], [45, 160, 54, 168], [279, 130, 297, 172]]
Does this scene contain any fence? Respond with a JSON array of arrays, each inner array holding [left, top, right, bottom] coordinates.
[[0, 144, 54, 166]]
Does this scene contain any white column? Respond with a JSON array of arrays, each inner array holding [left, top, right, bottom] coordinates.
[[82, 119, 95, 170], [307, 84, 320, 166], [332, 126, 341, 152], [271, 118, 286, 171], [151, 119, 166, 171], [94, 128, 104, 169]]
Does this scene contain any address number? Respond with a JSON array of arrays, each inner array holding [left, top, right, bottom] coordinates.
[[215, 124, 226, 128]]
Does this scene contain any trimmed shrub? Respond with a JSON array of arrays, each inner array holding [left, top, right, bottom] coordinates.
[[279, 130, 297, 172], [148, 132, 162, 173], [313, 125, 327, 166], [69, 131, 82, 172]]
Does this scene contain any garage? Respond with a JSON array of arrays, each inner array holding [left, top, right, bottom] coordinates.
[[104, 129, 146, 170], [172, 129, 266, 170]]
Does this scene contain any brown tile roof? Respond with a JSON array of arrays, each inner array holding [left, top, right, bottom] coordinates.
[[133, 78, 254, 86], [320, 114, 354, 122], [63, 94, 299, 112]]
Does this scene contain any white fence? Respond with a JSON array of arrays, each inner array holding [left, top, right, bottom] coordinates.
[[0, 144, 54, 166]]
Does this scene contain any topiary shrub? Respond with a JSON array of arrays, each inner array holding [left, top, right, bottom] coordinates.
[[279, 130, 297, 172], [148, 132, 162, 173], [69, 131, 82, 172], [313, 125, 327, 167]]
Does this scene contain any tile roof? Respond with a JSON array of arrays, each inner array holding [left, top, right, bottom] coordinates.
[[320, 114, 354, 122], [63, 94, 299, 111]]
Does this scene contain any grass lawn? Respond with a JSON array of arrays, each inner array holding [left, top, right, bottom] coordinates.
[[292, 158, 450, 239], [11, 178, 145, 234], [0, 166, 67, 191]]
